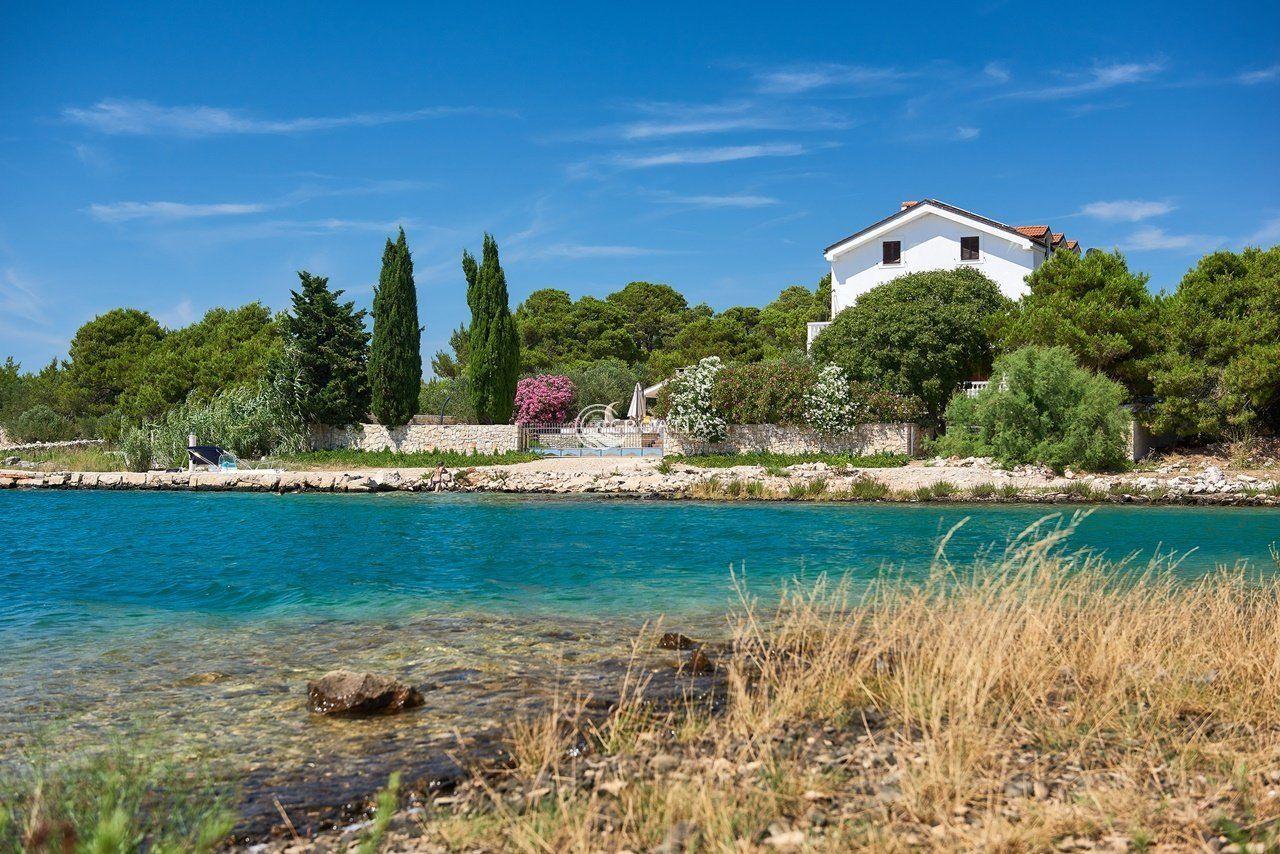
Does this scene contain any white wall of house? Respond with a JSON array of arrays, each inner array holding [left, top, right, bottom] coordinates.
[[826, 210, 1046, 314]]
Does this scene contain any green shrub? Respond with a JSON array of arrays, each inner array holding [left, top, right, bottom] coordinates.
[[847, 478, 889, 500], [935, 346, 1129, 472], [724, 478, 743, 497], [787, 482, 808, 499], [13, 405, 73, 442], [807, 477, 828, 496], [123, 381, 307, 470], [811, 267, 1011, 425], [930, 480, 957, 498], [911, 485, 935, 502], [711, 358, 815, 425], [969, 483, 997, 499]]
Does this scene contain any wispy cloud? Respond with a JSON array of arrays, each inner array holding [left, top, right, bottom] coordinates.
[[89, 201, 270, 222], [63, 98, 514, 136], [1122, 226, 1225, 251], [955, 126, 981, 140], [1001, 60, 1165, 100], [652, 192, 780, 208], [1238, 64, 1280, 85], [983, 62, 1011, 83], [1245, 216, 1280, 246], [753, 63, 911, 95], [536, 243, 678, 259], [611, 143, 807, 169], [1079, 200, 1176, 222], [614, 101, 853, 140], [0, 268, 45, 322]]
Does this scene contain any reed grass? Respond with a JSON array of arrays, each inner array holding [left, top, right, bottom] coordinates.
[[7, 445, 125, 472], [432, 514, 1280, 851]]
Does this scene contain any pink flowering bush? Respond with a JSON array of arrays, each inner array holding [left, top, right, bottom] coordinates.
[[513, 374, 577, 425]]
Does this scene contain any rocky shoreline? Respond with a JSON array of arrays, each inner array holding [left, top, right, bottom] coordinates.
[[3, 457, 1278, 507]]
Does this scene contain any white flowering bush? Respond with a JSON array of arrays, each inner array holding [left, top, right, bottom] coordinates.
[[804, 364, 858, 433], [666, 357, 728, 443]]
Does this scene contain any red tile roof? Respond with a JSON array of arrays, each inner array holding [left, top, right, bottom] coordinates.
[[1014, 225, 1051, 239], [1051, 232, 1065, 245]]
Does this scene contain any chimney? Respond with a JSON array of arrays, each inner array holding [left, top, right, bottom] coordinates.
[[901, 200, 919, 210]]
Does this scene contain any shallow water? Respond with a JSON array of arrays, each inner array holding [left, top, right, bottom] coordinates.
[[1, 491, 1277, 825]]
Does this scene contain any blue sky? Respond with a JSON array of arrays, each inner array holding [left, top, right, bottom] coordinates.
[[2, 0, 1277, 370]]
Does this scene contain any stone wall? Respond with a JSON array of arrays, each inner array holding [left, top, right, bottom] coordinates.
[[665, 423, 920, 458], [311, 423, 522, 455]]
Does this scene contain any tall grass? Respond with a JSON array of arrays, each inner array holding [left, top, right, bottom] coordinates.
[[454, 514, 1280, 850], [122, 382, 307, 471], [0, 743, 235, 852]]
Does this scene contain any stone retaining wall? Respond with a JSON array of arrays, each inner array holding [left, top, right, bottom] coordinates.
[[310, 423, 522, 455], [665, 423, 920, 458]]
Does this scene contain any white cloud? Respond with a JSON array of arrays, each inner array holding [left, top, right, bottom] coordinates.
[[616, 101, 853, 140], [611, 143, 807, 169], [1245, 216, 1280, 246], [1238, 64, 1280, 84], [1122, 226, 1225, 251], [753, 63, 911, 95], [157, 298, 195, 328], [63, 98, 512, 136], [89, 201, 270, 222], [1003, 61, 1165, 100], [655, 193, 780, 208], [0, 269, 45, 322], [983, 62, 1011, 83], [1079, 200, 1176, 222], [537, 243, 676, 259], [955, 126, 981, 140]]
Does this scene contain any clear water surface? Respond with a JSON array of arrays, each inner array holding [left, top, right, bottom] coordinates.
[[3, 490, 1278, 651]]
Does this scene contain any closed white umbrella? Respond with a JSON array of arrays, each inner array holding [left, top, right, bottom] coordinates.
[[626, 382, 646, 419]]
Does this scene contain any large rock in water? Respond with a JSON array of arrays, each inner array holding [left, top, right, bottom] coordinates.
[[306, 670, 425, 716]]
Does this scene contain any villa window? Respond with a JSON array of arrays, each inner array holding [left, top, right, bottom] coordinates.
[[882, 240, 901, 264], [960, 236, 980, 261]]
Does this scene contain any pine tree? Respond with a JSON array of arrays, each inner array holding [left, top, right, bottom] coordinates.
[[464, 234, 520, 423], [368, 228, 422, 427], [282, 271, 371, 426]]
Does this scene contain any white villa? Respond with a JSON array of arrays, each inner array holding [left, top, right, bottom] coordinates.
[[807, 199, 1080, 347]]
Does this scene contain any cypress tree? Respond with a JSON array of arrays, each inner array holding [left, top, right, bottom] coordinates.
[[282, 271, 370, 427], [368, 228, 422, 427], [464, 233, 521, 423]]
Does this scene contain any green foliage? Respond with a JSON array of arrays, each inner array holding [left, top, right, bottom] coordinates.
[[935, 345, 1129, 471], [464, 234, 520, 424], [122, 381, 307, 470], [115, 303, 283, 422], [61, 308, 165, 418], [13, 404, 73, 442], [755, 275, 831, 354], [1146, 247, 1280, 441], [369, 228, 423, 427], [430, 324, 470, 379], [0, 743, 235, 853], [357, 772, 401, 854], [282, 271, 371, 427], [514, 274, 829, 381], [560, 357, 645, 417], [810, 267, 1010, 425], [711, 358, 815, 425], [419, 376, 477, 423], [997, 249, 1158, 395]]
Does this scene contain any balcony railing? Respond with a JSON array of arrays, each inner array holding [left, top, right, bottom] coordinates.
[[805, 321, 832, 350]]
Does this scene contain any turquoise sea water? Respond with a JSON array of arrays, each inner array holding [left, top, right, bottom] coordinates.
[[3, 491, 1279, 650]]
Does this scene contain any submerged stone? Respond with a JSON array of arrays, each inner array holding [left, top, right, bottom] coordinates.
[[657, 632, 697, 650], [306, 669, 425, 716]]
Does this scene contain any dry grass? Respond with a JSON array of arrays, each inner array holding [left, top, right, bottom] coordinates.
[[400, 513, 1280, 852]]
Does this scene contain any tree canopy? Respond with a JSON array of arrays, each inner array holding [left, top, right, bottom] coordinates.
[[62, 308, 165, 417], [368, 228, 422, 427], [810, 267, 1010, 425], [464, 233, 520, 424], [282, 271, 371, 427], [1146, 246, 1280, 441], [997, 249, 1157, 396]]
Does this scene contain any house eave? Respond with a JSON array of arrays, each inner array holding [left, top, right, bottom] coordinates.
[[822, 199, 1048, 261]]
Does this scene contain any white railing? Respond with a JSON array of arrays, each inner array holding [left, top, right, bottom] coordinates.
[[961, 380, 989, 398], [806, 321, 832, 350]]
